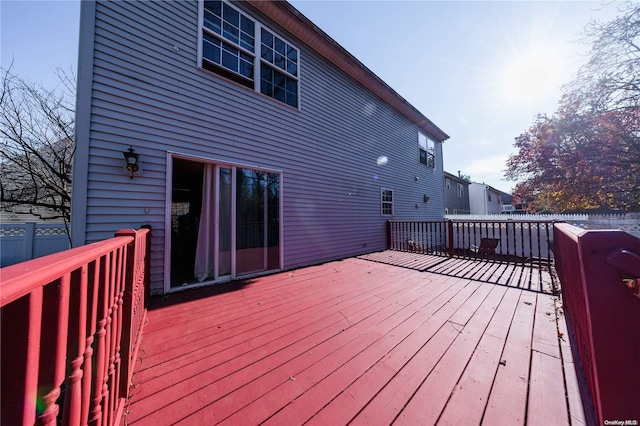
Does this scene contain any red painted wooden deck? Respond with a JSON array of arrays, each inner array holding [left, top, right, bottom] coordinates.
[[125, 252, 586, 425]]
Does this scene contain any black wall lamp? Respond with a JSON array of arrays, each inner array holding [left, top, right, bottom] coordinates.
[[123, 146, 140, 179]]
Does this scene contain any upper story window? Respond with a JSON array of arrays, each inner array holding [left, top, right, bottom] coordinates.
[[381, 189, 394, 216], [445, 178, 451, 190], [201, 1, 300, 108], [260, 29, 298, 107], [457, 183, 464, 198], [418, 132, 435, 167]]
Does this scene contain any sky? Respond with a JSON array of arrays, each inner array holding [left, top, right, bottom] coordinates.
[[1, 0, 623, 192]]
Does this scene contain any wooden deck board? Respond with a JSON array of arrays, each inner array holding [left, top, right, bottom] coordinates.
[[179, 279, 457, 425], [304, 279, 474, 426], [135, 264, 417, 385], [437, 287, 522, 425], [126, 251, 583, 425], [481, 291, 537, 425], [222, 280, 461, 425], [393, 285, 508, 425]]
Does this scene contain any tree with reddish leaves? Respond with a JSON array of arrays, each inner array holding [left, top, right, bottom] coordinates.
[[506, 3, 640, 213]]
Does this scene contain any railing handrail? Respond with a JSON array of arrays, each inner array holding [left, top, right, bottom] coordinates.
[[1, 236, 133, 306], [553, 222, 640, 424], [446, 219, 554, 223], [0, 227, 150, 426]]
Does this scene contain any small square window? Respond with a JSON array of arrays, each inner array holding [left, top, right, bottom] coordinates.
[[381, 189, 394, 216]]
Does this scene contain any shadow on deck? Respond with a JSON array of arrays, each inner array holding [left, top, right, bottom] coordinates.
[[358, 251, 558, 295], [125, 251, 584, 425]]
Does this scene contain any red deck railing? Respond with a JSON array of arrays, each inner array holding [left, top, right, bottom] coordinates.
[[553, 223, 640, 424], [387, 219, 554, 268], [0, 227, 150, 426]]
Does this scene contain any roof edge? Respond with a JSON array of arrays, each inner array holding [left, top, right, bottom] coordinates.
[[246, 0, 450, 142]]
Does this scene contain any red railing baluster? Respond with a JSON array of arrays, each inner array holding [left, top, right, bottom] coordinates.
[[105, 249, 119, 426], [26, 287, 43, 425], [90, 256, 107, 426], [62, 266, 88, 426], [112, 246, 126, 420], [82, 261, 98, 424], [100, 252, 113, 426], [1, 228, 149, 426], [38, 274, 70, 426]]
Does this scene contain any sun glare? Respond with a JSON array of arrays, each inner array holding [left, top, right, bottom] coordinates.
[[499, 46, 567, 106]]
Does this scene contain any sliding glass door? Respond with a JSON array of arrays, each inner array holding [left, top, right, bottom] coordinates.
[[236, 169, 280, 275], [218, 167, 232, 276], [169, 158, 280, 288]]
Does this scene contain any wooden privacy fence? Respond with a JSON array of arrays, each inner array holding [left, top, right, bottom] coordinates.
[[0, 227, 150, 426], [387, 220, 554, 268], [553, 223, 640, 424]]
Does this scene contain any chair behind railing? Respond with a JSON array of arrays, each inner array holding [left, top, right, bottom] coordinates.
[[387, 219, 554, 268], [553, 223, 640, 424], [0, 227, 150, 426]]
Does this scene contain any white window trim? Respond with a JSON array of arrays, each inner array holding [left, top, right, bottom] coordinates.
[[418, 131, 435, 168], [381, 188, 394, 216], [197, 0, 300, 109], [164, 151, 285, 294]]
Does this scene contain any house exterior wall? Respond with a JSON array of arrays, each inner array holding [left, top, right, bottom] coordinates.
[[72, 0, 448, 294], [469, 183, 502, 214], [443, 172, 470, 214]]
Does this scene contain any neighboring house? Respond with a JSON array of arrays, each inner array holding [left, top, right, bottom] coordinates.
[[72, 0, 449, 295], [500, 191, 514, 214], [443, 171, 470, 214], [468, 182, 504, 214]]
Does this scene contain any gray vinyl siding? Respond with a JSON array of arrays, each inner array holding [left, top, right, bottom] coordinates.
[[75, 0, 446, 293], [444, 174, 471, 214]]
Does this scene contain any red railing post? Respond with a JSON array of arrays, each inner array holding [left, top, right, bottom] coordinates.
[[115, 229, 137, 402], [1, 229, 146, 426], [554, 223, 640, 424], [386, 220, 392, 250], [115, 228, 150, 404], [142, 224, 152, 303]]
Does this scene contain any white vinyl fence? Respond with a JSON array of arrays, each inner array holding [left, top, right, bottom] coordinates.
[[0, 223, 70, 267]]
